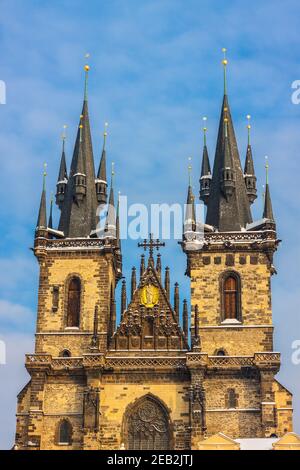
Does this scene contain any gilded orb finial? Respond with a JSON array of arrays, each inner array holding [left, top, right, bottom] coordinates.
[[188, 157, 192, 186], [84, 53, 90, 100], [43, 163, 47, 190], [103, 122, 108, 150], [202, 116, 207, 145], [246, 115, 251, 145], [222, 48, 228, 94], [265, 156, 269, 184]]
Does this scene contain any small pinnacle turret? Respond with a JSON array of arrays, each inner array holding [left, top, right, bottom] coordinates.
[[184, 162, 196, 239], [36, 165, 47, 234], [200, 118, 212, 205], [244, 115, 257, 204], [96, 123, 108, 205], [104, 164, 116, 239], [56, 132, 68, 209], [263, 157, 275, 224]]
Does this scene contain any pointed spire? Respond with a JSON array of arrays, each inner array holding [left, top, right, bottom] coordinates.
[[58, 63, 97, 238], [131, 267, 137, 300], [96, 122, 108, 205], [263, 157, 275, 222], [174, 282, 179, 322], [205, 52, 252, 231], [184, 159, 196, 237], [183, 299, 188, 338], [164, 267, 170, 301], [200, 117, 212, 204], [140, 254, 145, 278], [121, 279, 127, 320], [36, 164, 47, 232], [105, 163, 116, 238], [156, 253, 162, 279], [48, 192, 54, 230], [56, 126, 68, 210], [244, 115, 257, 204]]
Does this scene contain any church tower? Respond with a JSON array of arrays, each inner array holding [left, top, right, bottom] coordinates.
[[15, 64, 122, 450], [182, 50, 293, 443]]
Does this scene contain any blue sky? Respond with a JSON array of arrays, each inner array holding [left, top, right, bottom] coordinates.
[[0, 0, 299, 449]]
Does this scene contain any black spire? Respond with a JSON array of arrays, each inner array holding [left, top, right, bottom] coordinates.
[[104, 166, 116, 238], [36, 166, 47, 232], [263, 159, 275, 223], [200, 121, 212, 205], [184, 163, 196, 237], [205, 94, 252, 232], [183, 299, 188, 338], [131, 267, 137, 300], [244, 115, 257, 204], [58, 65, 97, 238], [56, 133, 68, 210], [96, 123, 108, 205]]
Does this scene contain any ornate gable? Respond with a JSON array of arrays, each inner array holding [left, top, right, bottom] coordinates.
[[109, 264, 188, 352]]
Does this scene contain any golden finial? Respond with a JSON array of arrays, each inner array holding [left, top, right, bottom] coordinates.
[[43, 163, 47, 190], [202, 117, 207, 146], [111, 162, 115, 186], [62, 124, 67, 141], [79, 115, 83, 142], [188, 157, 192, 186], [222, 48, 228, 94], [246, 114, 251, 145], [224, 116, 229, 137], [84, 53, 90, 100], [103, 122, 108, 150], [265, 156, 269, 185]]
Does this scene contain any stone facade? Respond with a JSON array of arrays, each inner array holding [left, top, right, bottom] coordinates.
[[14, 63, 294, 450]]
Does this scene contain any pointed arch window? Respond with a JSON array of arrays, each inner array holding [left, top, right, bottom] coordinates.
[[58, 419, 72, 445], [66, 277, 81, 327], [227, 389, 238, 409], [221, 272, 242, 322]]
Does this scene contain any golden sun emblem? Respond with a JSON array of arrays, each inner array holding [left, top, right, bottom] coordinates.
[[140, 284, 159, 308]]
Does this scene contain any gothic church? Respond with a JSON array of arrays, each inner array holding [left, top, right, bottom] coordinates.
[[14, 57, 294, 450]]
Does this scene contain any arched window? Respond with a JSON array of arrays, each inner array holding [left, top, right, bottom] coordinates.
[[221, 272, 241, 322], [60, 349, 71, 358], [58, 419, 72, 445], [227, 389, 238, 409], [66, 277, 81, 327], [216, 349, 226, 356]]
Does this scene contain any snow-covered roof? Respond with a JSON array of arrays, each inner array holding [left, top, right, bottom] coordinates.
[[235, 438, 278, 451]]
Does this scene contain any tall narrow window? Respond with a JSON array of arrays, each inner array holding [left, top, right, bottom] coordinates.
[[66, 277, 81, 327], [227, 389, 238, 409], [52, 286, 59, 312], [58, 419, 72, 445], [224, 275, 238, 320]]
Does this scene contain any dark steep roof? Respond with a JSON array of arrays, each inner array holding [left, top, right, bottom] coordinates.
[[58, 99, 98, 238], [205, 95, 253, 231]]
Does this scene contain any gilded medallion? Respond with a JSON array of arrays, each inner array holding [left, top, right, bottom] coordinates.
[[140, 284, 159, 308]]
